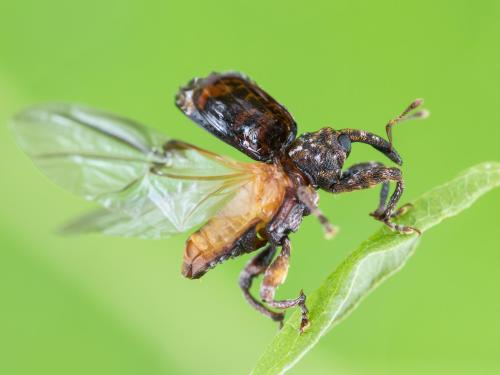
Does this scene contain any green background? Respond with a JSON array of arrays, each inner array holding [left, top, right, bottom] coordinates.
[[1, 1, 499, 374]]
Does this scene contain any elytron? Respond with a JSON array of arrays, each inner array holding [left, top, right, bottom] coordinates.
[[12, 72, 427, 332]]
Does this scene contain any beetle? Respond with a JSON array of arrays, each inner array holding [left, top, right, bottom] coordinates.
[[11, 72, 427, 333]]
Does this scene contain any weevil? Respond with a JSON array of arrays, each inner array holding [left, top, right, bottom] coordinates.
[[11, 72, 427, 332]]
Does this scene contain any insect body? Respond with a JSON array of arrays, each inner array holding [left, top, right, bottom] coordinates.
[[11, 72, 427, 332]]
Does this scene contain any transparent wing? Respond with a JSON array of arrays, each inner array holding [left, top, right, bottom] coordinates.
[[11, 103, 252, 238]]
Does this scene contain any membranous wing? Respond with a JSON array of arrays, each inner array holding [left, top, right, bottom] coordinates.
[[11, 104, 252, 238]]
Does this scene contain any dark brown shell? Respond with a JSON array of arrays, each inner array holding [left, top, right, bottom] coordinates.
[[287, 127, 349, 189], [175, 72, 297, 162]]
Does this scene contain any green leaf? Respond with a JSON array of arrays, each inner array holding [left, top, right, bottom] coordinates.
[[252, 162, 500, 375]]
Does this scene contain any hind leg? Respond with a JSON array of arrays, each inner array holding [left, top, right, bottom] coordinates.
[[239, 245, 284, 325], [259, 237, 310, 333]]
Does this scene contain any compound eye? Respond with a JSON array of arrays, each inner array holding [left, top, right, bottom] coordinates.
[[338, 134, 351, 154]]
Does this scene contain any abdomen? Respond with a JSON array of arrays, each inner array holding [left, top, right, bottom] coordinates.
[[182, 163, 290, 279]]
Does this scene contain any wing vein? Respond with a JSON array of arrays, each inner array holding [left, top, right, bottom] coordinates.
[[35, 152, 149, 163], [182, 179, 248, 225], [53, 110, 151, 154]]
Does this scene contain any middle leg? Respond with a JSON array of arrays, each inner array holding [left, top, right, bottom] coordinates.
[[296, 185, 338, 239]]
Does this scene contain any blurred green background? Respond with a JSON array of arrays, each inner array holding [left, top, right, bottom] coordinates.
[[1, 1, 499, 374]]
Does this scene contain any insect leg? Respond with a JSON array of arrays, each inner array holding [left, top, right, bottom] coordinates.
[[331, 164, 420, 234], [239, 245, 284, 325], [296, 186, 337, 239], [260, 238, 310, 333], [340, 162, 389, 216]]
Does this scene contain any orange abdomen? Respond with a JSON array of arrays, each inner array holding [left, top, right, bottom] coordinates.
[[182, 163, 290, 278]]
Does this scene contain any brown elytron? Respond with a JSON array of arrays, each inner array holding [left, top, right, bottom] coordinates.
[[175, 72, 297, 162], [11, 72, 428, 333]]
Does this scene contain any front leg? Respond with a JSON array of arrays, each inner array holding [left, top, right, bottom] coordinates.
[[260, 237, 310, 333], [331, 163, 420, 234]]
